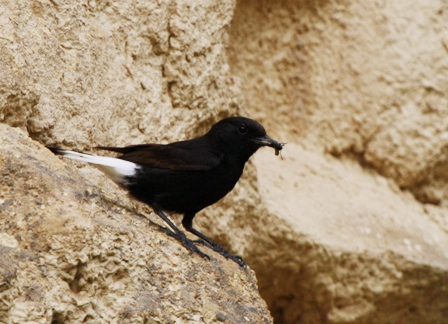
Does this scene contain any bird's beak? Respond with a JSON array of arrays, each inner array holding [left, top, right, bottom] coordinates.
[[251, 135, 284, 155]]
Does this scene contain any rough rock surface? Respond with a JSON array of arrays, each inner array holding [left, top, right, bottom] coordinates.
[[0, 0, 273, 322], [0, 0, 242, 147], [2, 0, 448, 323], [228, 0, 448, 201], [253, 146, 448, 323], [228, 0, 448, 323], [0, 124, 272, 323]]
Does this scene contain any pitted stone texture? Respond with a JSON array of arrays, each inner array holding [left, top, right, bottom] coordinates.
[[228, 0, 448, 201], [0, 0, 242, 149], [0, 124, 272, 323]]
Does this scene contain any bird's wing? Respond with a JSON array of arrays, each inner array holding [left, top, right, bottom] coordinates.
[[97, 141, 224, 171]]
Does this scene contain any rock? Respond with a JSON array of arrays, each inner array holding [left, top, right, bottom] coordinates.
[[0, 124, 272, 323], [0, 0, 242, 148], [228, 0, 448, 322], [228, 0, 448, 201], [252, 145, 448, 323], [3, 0, 448, 323]]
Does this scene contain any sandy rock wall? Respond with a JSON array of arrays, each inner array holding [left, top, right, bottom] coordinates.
[[0, 124, 272, 323], [1, 0, 241, 147], [2, 0, 448, 323], [228, 0, 448, 323], [0, 0, 274, 323], [252, 147, 448, 323], [228, 0, 448, 201]]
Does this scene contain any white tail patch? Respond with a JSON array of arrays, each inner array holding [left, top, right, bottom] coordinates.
[[56, 150, 138, 185]]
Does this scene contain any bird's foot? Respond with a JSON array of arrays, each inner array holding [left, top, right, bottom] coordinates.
[[163, 230, 245, 266], [176, 232, 211, 261], [159, 228, 211, 261], [219, 250, 246, 267], [191, 239, 211, 246], [160, 226, 177, 237], [199, 241, 246, 267], [224, 253, 246, 267]]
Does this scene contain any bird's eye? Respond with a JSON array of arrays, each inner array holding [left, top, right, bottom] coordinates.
[[238, 124, 248, 135]]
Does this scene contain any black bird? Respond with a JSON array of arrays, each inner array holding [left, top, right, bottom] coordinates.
[[48, 116, 283, 266]]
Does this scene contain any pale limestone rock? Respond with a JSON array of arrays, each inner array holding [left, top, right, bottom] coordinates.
[[2, 0, 448, 323], [253, 146, 448, 323], [0, 124, 272, 323], [0, 0, 242, 147], [228, 0, 448, 322], [228, 0, 448, 202]]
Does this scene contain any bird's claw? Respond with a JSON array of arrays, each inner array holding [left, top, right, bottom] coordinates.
[[223, 252, 246, 267], [177, 233, 211, 261], [160, 226, 177, 237], [160, 228, 245, 266], [199, 241, 246, 267], [190, 239, 246, 267], [192, 239, 211, 246]]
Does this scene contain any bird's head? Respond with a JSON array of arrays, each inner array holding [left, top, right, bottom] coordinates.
[[207, 117, 283, 160]]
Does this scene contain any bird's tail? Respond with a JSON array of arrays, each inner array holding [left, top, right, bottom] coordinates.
[[48, 147, 138, 185]]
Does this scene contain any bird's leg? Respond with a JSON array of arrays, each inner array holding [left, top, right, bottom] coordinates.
[[152, 208, 210, 261], [182, 214, 246, 267]]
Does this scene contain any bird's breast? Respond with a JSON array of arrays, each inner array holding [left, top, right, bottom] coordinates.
[[127, 157, 246, 214]]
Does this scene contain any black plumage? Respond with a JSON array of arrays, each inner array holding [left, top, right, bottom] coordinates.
[[49, 116, 283, 266]]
